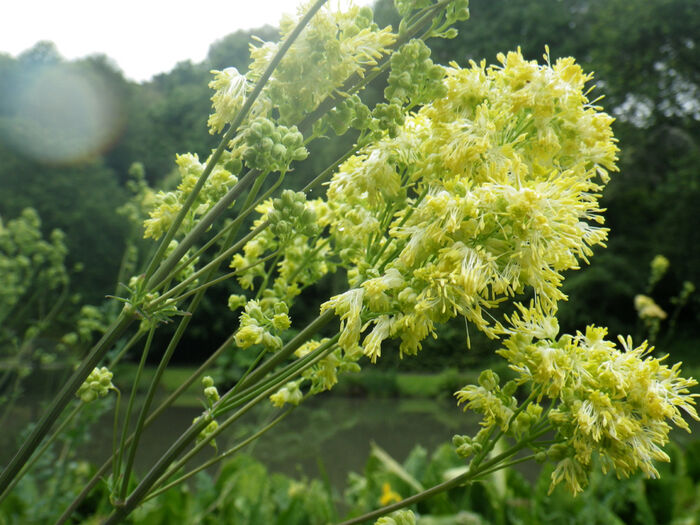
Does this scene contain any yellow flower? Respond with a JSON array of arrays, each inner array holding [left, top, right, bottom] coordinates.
[[321, 48, 618, 362], [321, 288, 364, 352], [234, 324, 264, 349], [634, 294, 667, 320], [207, 67, 247, 134], [494, 304, 699, 494], [379, 482, 402, 506]]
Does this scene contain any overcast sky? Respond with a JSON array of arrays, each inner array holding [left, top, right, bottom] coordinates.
[[1, 0, 373, 82]]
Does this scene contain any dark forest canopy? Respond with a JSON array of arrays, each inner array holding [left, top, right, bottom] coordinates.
[[0, 0, 697, 358]]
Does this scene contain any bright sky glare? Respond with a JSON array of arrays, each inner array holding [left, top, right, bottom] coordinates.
[[1, 0, 373, 82]]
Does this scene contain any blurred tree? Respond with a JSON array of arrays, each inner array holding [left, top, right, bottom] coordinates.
[[207, 26, 279, 71]]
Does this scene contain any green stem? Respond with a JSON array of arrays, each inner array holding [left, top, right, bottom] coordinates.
[[104, 144, 273, 513], [103, 334, 338, 524], [104, 411, 213, 524], [108, 330, 145, 368], [0, 374, 22, 431], [162, 171, 286, 286], [0, 401, 84, 506], [302, 144, 360, 193], [152, 336, 339, 495], [164, 251, 280, 306], [144, 409, 293, 502], [227, 347, 268, 398], [114, 294, 203, 497], [148, 221, 268, 309], [149, 168, 271, 309], [55, 333, 237, 525], [117, 327, 156, 500], [214, 335, 340, 418], [158, 141, 353, 300], [338, 425, 551, 525], [111, 386, 122, 488], [0, 310, 134, 496], [146, 0, 330, 287], [255, 252, 283, 300], [472, 453, 539, 479]]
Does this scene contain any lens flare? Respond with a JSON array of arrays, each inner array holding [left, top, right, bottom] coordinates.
[[0, 65, 123, 164]]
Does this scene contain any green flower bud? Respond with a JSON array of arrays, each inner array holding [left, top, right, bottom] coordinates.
[[262, 332, 283, 351], [228, 294, 247, 311], [272, 313, 291, 332], [224, 157, 242, 174], [502, 380, 518, 397], [478, 369, 500, 391], [273, 302, 289, 315], [547, 443, 569, 462], [452, 434, 468, 447], [292, 147, 308, 161], [456, 443, 476, 459], [76, 366, 114, 403], [204, 386, 220, 404], [272, 143, 287, 159]]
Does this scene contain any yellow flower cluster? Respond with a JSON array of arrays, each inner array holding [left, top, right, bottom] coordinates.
[[648, 254, 670, 291], [230, 197, 334, 305], [247, 1, 396, 124], [374, 509, 415, 525], [634, 294, 667, 321], [497, 305, 699, 494], [269, 380, 303, 407], [143, 152, 239, 240], [233, 299, 290, 352], [323, 48, 618, 362], [207, 67, 247, 134]]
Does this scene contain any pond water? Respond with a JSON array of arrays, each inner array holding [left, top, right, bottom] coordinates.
[[4, 387, 698, 496], [2, 390, 491, 493], [105, 395, 484, 491]]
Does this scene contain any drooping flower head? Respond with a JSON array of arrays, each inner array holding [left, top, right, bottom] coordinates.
[[208, 67, 248, 134], [322, 48, 619, 362], [495, 304, 699, 494]]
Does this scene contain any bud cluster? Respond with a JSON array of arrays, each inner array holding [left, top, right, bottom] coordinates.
[[324, 94, 372, 136], [193, 413, 219, 450], [234, 299, 290, 351], [76, 366, 114, 403], [452, 434, 483, 460], [269, 380, 303, 408], [385, 39, 446, 108], [370, 102, 405, 139], [268, 190, 321, 243], [241, 117, 307, 173], [201, 375, 220, 407]]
